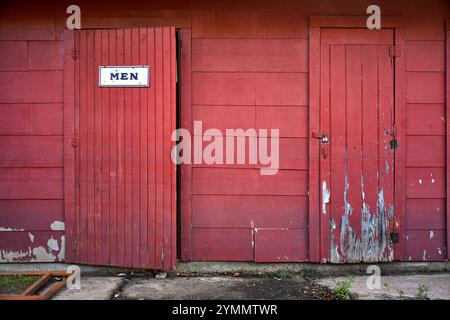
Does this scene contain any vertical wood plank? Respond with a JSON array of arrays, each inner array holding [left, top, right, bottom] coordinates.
[[308, 26, 320, 263], [346, 45, 363, 241], [93, 29, 103, 265], [378, 44, 395, 260], [74, 31, 81, 262], [78, 30, 88, 263], [86, 29, 96, 264], [154, 27, 164, 269], [163, 27, 172, 270], [123, 28, 133, 267], [329, 44, 346, 263], [139, 28, 149, 268], [147, 28, 156, 267], [171, 26, 177, 269], [100, 29, 110, 265], [131, 28, 140, 267], [361, 45, 381, 258], [63, 29, 75, 262], [108, 29, 118, 266], [180, 28, 193, 262], [319, 40, 331, 262], [116, 28, 126, 266], [394, 29, 407, 261]]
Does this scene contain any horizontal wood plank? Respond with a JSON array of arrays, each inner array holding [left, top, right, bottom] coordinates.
[[0, 104, 63, 135], [255, 228, 307, 262], [192, 39, 307, 72], [256, 106, 308, 137], [406, 135, 445, 167], [405, 41, 445, 72], [255, 73, 308, 105], [193, 105, 256, 132], [192, 195, 307, 228], [193, 73, 308, 106], [192, 228, 254, 261], [405, 199, 446, 230], [0, 168, 63, 199], [192, 73, 255, 105], [406, 72, 445, 103], [28, 41, 64, 70], [0, 136, 63, 167], [0, 71, 63, 103], [406, 104, 445, 135], [406, 167, 445, 199], [405, 229, 446, 261], [0, 41, 28, 71], [192, 168, 308, 195]]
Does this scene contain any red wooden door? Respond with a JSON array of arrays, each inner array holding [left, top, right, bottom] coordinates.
[[319, 29, 395, 263], [65, 27, 176, 270]]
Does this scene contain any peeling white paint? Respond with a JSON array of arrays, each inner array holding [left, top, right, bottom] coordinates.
[[50, 220, 65, 231], [429, 230, 434, 240], [437, 248, 442, 255], [47, 237, 59, 251], [330, 219, 340, 263], [0, 248, 31, 262], [0, 227, 25, 231], [58, 235, 65, 261], [418, 179, 422, 184], [32, 246, 57, 262], [422, 250, 427, 261], [431, 179, 435, 184], [28, 232, 34, 243], [322, 181, 330, 214], [333, 161, 392, 263]]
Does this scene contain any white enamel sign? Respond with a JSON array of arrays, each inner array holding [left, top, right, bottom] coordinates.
[[99, 66, 150, 87]]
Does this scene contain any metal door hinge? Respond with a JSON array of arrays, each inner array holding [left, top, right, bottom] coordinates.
[[389, 45, 401, 58]]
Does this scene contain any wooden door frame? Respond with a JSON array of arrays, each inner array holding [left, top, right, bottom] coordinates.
[[308, 16, 406, 263]]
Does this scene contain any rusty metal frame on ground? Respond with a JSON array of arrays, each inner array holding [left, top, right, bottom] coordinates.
[[0, 271, 73, 300]]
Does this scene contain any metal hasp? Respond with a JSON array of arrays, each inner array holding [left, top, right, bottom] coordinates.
[[312, 132, 330, 144]]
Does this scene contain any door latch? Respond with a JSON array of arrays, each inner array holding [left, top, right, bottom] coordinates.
[[312, 132, 330, 144], [312, 132, 330, 159]]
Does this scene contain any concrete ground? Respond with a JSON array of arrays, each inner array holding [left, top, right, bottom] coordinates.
[[317, 273, 450, 300], [52, 272, 450, 300], [54, 275, 334, 300], [53, 276, 122, 300]]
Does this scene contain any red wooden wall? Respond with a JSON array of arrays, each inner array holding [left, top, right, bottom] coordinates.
[[0, 5, 65, 262], [0, 0, 449, 264], [404, 20, 447, 261]]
